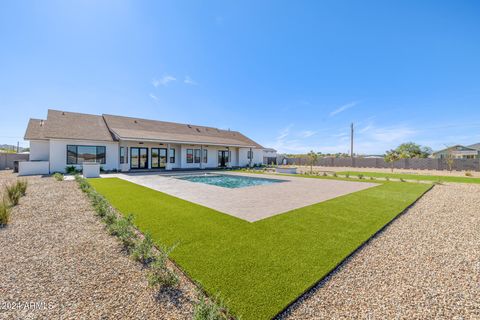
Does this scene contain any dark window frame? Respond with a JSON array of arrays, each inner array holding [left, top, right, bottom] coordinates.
[[203, 149, 208, 163], [194, 149, 201, 163], [120, 147, 125, 164], [186, 149, 194, 163], [66, 145, 106, 165], [169, 148, 175, 163]]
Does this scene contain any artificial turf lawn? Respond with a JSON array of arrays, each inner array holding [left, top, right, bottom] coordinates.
[[89, 177, 431, 320], [337, 171, 480, 184]]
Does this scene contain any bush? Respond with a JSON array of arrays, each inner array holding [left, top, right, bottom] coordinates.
[[147, 245, 179, 288], [0, 199, 10, 227], [332, 172, 337, 177], [322, 172, 327, 176], [385, 177, 390, 181], [108, 214, 138, 251], [465, 171, 473, 177], [5, 183, 21, 206], [400, 178, 406, 182], [65, 166, 77, 174], [345, 173, 350, 178], [53, 173, 64, 181], [17, 180, 27, 196], [194, 294, 229, 320], [370, 176, 375, 180], [132, 232, 155, 264], [103, 210, 118, 226], [357, 174, 364, 179]]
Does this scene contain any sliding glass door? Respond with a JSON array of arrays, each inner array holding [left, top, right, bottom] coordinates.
[[151, 148, 167, 169], [130, 147, 148, 169]]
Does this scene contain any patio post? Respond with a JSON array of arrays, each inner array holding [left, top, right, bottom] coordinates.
[[166, 143, 172, 170]]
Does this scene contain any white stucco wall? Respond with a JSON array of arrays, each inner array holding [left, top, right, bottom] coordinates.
[[29, 140, 50, 161], [119, 141, 181, 170], [49, 139, 119, 173], [238, 148, 263, 166]]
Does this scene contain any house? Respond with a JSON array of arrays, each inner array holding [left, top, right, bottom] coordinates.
[[22, 110, 265, 174], [431, 144, 480, 159], [262, 148, 277, 165]]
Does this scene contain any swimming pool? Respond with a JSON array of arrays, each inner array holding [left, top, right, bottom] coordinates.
[[177, 174, 287, 189]]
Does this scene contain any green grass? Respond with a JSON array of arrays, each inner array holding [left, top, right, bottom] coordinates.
[[89, 177, 430, 320], [337, 171, 480, 184]]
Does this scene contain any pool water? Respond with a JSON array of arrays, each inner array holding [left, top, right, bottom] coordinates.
[[177, 174, 286, 189]]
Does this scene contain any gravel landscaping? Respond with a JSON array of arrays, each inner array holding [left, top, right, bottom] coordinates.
[[279, 182, 480, 319], [0, 171, 195, 319]]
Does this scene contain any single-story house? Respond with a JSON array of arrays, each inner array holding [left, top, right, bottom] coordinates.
[[431, 144, 480, 159], [22, 109, 265, 174], [262, 148, 277, 165]]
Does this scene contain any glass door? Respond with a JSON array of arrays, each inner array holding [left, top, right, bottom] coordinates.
[[130, 147, 148, 169], [151, 148, 167, 169], [218, 150, 229, 167]]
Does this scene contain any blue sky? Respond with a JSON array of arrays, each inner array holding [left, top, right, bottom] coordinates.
[[1, 0, 479, 154]]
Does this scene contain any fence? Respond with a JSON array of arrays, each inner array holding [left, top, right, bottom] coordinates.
[[0, 153, 30, 170], [282, 156, 480, 172]]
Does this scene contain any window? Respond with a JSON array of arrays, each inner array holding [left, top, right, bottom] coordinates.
[[67, 145, 106, 164], [203, 149, 208, 163], [186, 149, 193, 163], [194, 149, 201, 163], [120, 147, 126, 164], [169, 148, 175, 163], [247, 150, 253, 159]]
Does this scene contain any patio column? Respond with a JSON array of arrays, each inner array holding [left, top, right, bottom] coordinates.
[[200, 145, 203, 169], [166, 143, 172, 170], [249, 147, 253, 167]]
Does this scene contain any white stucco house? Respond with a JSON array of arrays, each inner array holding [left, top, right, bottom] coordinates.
[[262, 148, 277, 165], [22, 110, 265, 175]]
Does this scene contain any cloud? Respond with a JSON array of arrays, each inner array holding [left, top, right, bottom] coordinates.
[[299, 130, 316, 138], [149, 93, 159, 101], [152, 75, 176, 87], [329, 101, 358, 116], [184, 75, 197, 85]]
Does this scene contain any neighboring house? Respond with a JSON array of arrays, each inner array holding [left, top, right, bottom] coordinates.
[[263, 148, 277, 165], [431, 144, 480, 159], [23, 110, 265, 174]]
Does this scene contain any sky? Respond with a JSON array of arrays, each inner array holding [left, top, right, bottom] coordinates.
[[1, 0, 480, 154]]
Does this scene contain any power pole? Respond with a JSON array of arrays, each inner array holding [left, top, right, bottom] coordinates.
[[350, 123, 354, 157], [17, 141, 19, 153]]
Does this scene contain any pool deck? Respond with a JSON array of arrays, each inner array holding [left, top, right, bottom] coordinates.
[[101, 171, 378, 222]]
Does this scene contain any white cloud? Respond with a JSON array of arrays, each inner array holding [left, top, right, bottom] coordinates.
[[184, 75, 197, 85], [149, 93, 159, 101], [299, 130, 316, 138], [329, 101, 358, 116], [152, 75, 176, 87]]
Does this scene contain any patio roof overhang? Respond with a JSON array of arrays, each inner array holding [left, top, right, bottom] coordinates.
[[117, 137, 258, 149]]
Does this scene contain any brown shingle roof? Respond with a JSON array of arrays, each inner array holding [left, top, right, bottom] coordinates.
[[42, 109, 115, 141], [24, 110, 263, 148], [24, 119, 48, 140], [103, 114, 263, 148]]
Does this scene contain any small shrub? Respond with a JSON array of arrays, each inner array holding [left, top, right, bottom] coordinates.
[[194, 294, 229, 320], [132, 232, 155, 264], [400, 178, 406, 182], [108, 214, 138, 251], [5, 183, 21, 206], [370, 176, 375, 180], [385, 177, 390, 181], [53, 173, 64, 181], [322, 172, 327, 176], [103, 210, 117, 226], [358, 174, 364, 179], [465, 171, 473, 177], [345, 173, 350, 178], [332, 172, 337, 177], [79, 179, 91, 193], [147, 245, 179, 288], [65, 166, 77, 174], [17, 180, 27, 196], [0, 200, 11, 227]]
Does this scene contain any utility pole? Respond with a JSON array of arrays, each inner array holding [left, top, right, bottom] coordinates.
[[350, 123, 354, 157], [17, 141, 19, 153]]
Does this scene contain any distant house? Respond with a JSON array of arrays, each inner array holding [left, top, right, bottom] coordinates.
[[22, 109, 266, 174], [432, 144, 480, 159], [263, 148, 277, 165]]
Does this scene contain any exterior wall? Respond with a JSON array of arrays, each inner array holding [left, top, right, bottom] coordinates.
[[119, 141, 181, 171], [179, 145, 239, 169], [29, 140, 50, 161], [49, 139, 119, 173], [19, 161, 49, 176], [238, 148, 263, 167], [0, 153, 30, 170]]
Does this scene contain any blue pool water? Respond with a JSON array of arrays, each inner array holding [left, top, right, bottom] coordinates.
[[177, 174, 286, 189]]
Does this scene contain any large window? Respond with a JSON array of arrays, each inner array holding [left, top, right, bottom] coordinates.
[[169, 148, 175, 163], [194, 149, 201, 163], [67, 145, 106, 164], [186, 149, 193, 163], [203, 149, 208, 163], [120, 147, 126, 164], [247, 150, 253, 159]]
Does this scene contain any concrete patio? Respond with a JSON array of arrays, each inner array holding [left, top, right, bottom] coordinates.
[[102, 171, 378, 222]]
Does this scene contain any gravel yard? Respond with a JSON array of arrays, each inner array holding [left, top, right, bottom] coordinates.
[[280, 182, 480, 319], [0, 171, 195, 319]]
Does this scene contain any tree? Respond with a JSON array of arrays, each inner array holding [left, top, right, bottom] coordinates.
[[307, 150, 318, 174], [384, 150, 401, 172], [395, 142, 431, 158], [444, 147, 455, 172]]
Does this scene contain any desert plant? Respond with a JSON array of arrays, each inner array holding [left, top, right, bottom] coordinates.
[[465, 171, 473, 177], [370, 176, 375, 180], [53, 173, 64, 181], [5, 183, 21, 206], [108, 214, 138, 250], [132, 232, 155, 264], [147, 244, 179, 288], [194, 294, 229, 320], [0, 199, 11, 227], [358, 174, 364, 179], [400, 178, 406, 182], [385, 177, 390, 181], [322, 172, 327, 176], [384, 150, 401, 172], [345, 173, 350, 178], [17, 180, 27, 196], [65, 165, 77, 174], [332, 172, 337, 177], [307, 150, 318, 174], [103, 210, 118, 226]]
